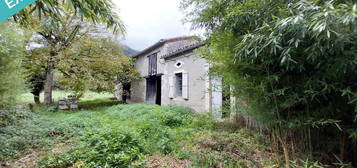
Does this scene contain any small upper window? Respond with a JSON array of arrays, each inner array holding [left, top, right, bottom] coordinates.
[[175, 61, 183, 68], [175, 73, 183, 97], [148, 53, 157, 75]]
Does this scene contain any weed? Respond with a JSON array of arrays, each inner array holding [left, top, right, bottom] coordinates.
[[78, 98, 122, 110], [2, 101, 288, 167], [0, 106, 33, 127], [39, 128, 145, 168]]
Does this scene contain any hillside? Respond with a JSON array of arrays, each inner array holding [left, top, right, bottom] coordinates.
[[122, 45, 139, 57]]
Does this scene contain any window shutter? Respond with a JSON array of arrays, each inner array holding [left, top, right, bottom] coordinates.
[[182, 72, 189, 99], [169, 75, 174, 98]]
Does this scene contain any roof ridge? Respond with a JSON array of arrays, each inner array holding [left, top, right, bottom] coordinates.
[[162, 41, 205, 59], [163, 36, 194, 43], [133, 36, 196, 58]]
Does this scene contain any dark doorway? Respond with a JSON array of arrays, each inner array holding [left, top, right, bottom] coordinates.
[[122, 83, 131, 103], [146, 76, 161, 105], [156, 76, 161, 105]]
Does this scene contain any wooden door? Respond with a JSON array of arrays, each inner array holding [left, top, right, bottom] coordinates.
[[146, 78, 157, 104], [146, 77, 162, 105]]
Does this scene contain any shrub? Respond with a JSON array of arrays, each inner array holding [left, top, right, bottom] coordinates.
[[189, 114, 217, 131], [46, 106, 58, 113], [37, 104, 214, 167], [37, 104, 198, 167], [0, 21, 26, 127], [135, 121, 175, 154], [38, 153, 75, 168], [39, 128, 145, 168], [0, 110, 94, 162], [290, 159, 325, 168], [183, 0, 357, 165], [0, 107, 33, 127], [158, 105, 194, 127], [80, 128, 145, 167], [0, 21, 25, 108]]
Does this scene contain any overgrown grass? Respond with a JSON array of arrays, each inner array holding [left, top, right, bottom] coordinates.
[[78, 98, 122, 110], [1, 98, 282, 167], [0, 95, 114, 166], [0, 106, 102, 164], [35, 104, 277, 167]]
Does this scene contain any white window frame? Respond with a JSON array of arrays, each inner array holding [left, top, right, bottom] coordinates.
[[175, 73, 183, 98], [169, 70, 189, 100]]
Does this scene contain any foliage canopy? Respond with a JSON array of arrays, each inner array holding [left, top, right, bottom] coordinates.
[[182, 0, 357, 164], [57, 36, 140, 96], [0, 22, 25, 108], [15, 0, 124, 33]]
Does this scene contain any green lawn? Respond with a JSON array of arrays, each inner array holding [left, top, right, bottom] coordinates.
[[1, 93, 282, 168], [20, 91, 114, 104]]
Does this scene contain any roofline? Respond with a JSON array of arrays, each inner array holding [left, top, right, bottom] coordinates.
[[132, 36, 195, 58], [132, 40, 165, 58], [162, 41, 206, 59]]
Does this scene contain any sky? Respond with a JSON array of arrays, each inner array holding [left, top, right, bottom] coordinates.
[[113, 0, 200, 51]]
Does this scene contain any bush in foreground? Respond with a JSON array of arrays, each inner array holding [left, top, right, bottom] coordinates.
[[39, 129, 145, 168], [0, 109, 95, 163], [38, 104, 199, 167]]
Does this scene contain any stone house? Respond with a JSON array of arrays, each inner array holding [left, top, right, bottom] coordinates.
[[122, 36, 226, 118]]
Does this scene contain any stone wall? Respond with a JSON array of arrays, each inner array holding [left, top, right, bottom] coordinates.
[[161, 53, 209, 113]]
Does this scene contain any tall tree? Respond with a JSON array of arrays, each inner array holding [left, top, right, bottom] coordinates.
[[182, 0, 357, 166], [24, 47, 48, 104], [24, 16, 138, 103], [14, 0, 124, 32], [37, 16, 81, 105], [15, 0, 124, 105], [57, 37, 140, 97]]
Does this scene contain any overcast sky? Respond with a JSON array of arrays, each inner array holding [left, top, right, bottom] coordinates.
[[113, 0, 199, 51]]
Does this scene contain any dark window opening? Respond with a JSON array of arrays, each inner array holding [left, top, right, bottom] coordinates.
[[175, 73, 183, 97]]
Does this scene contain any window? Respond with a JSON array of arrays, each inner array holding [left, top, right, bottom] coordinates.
[[148, 53, 157, 75], [175, 73, 183, 97], [169, 72, 188, 99], [175, 61, 183, 68]]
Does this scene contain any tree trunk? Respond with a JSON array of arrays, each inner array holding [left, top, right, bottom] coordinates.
[[44, 56, 55, 105], [34, 93, 40, 104], [32, 88, 41, 104], [282, 142, 290, 168]]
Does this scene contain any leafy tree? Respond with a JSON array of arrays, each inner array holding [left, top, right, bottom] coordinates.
[[0, 22, 25, 108], [183, 0, 357, 166], [57, 36, 140, 98], [24, 48, 48, 104], [29, 15, 83, 105], [14, 0, 123, 32], [15, 0, 124, 105], [24, 15, 135, 102], [0, 22, 27, 127]]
